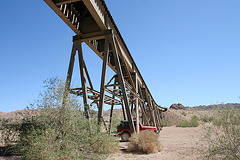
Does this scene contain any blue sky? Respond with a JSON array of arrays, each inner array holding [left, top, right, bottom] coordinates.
[[0, 0, 239, 113]]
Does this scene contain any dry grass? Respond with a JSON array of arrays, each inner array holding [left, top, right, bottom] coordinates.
[[127, 130, 162, 154]]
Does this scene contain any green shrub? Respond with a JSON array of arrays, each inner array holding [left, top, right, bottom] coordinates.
[[1, 77, 118, 159], [177, 115, 199, 127], [110, 114, 123, 133], [202, 107, 240, 159], [200, 115, 214, 123], [181, 111, 187, 116], [161, 117, 174, 127]]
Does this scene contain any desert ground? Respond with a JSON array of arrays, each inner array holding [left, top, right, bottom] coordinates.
[[0, 109, 212, 160], [108, 124, 207, 160], [0, 125, 207, 160]]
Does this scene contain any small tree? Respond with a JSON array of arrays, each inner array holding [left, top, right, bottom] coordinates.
[[202, 107, 240, 160], [1, 77, 118, 159]]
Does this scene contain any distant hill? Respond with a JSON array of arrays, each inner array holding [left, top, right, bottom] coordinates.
[[1, 103, 239, 119], [0, 112, 6, 117], [103, 108, 122, 117], [0, 109, 38, 119], [185, 103, 240, 110]]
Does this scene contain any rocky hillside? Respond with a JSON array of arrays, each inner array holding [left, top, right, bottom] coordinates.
[[186, 103, 240, 110], [0, 109, 38, 119]]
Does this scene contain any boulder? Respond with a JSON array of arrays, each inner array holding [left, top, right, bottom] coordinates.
[[170, 103, 185, 110]]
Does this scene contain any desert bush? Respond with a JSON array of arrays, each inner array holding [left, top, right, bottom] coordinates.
[[161, 117, 174, 127], [202, 107, 240, 160], [1, 77, 118, 159], [162, 111, 183, 125], [200, 115, 214, 123], [181, 111, 187, 116], [110, 114, 124, 133], [177, 115, 199, 127], [127, 130, 162, 154], [0, 117, 23, 147]]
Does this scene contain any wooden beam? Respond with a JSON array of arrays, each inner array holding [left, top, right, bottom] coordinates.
[[44, 0, 81, 35], [98, 37, 110, 124], [145, 89, 156, 127], [115, 41, 136, 92], [77, 41, 90, 119], [82, 0, 106, 30], [136, 98, 139, 133], [73, 30, 112, 42], [83, 60, 94, 90], [121, 99, 126, 120], [152, 101, 160, 130], [55, 0, 81, 6], [139, 101, 150, 126], [63, 42, 77, 107], [132, 72, 139, 132], [110, 36, 135, 133], [65, 42, 77, 90], [108, 78, 116, 133]]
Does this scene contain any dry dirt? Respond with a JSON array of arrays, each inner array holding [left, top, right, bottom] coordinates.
[[108, 125, 207, 160]]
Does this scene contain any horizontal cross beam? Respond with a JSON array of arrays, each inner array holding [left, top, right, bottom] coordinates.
[[73, 30, 113, 42], [54, 0, 81, 6]]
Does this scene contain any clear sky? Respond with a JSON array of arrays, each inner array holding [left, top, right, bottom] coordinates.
[[0, 0, 239, 113]]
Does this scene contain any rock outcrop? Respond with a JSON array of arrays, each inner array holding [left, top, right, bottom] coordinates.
[[170, 103, 185, 110]]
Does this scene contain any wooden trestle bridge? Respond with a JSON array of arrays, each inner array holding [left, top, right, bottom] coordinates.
[[44, 0, 167, 133]]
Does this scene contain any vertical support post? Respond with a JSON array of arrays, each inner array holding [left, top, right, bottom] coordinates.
[[121, 99, 127, 120], [110, 35, 135, 133], [145, 88, 156, 127], [130, 99, 134, 115], [136, 99, 139, 133], [133, 72, 139, 133], [65, 43, 77, 90], [139, 101, 150, 126], [152, 102, 160, 130], [77, 41, 90, 119], [109, 78, 116, 133], [98, 37, 110, 124], [149, 97, 156, 128], [63, 42, 77, 107]]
